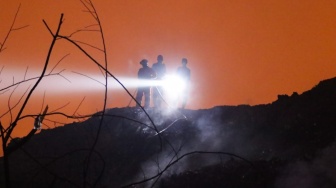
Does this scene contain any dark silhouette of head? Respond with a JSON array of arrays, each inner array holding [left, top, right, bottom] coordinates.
[[140, 59, 148, 67], [182, 58, 188, 66], [157, 55, 163, 63]]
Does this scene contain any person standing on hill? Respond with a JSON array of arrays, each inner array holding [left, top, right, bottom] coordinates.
[[152, 55, 166, 108], [177, 58, 191, 109], [135, 59, 156, 108]]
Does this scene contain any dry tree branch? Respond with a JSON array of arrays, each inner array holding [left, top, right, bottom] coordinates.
[[1, 8, 87, 188], [72, 71, 105, 86], [0, 70, 69, 93], [0, 121, 5, 147], [1, 85, 30, 138], [0, 66, 4, 75], [23, 66, 28, 80], [7, 134, 82, 188], [148, 136, 186, 187], [0, 4, 29, 53], [4, 84, 31, 124], [0, 66, 4, 84], [7, 82, 20, 123], [57, 36, 161, 137], [41, 118, 65, 127], [26, 148, 105, 188], [6, 106, 48, 154], [1, 53, 70, 93], [0, 54, 68, 121], [122, 151, 254, 188], [4, 14, 64, 148], [48, 53, 70, 74], [11, 25, 29, 31], [49, 102, 71, 113], [40, 121, 52, 129], [0, 3, 253, 188], [71, 39, 104, 52], [67, 26, 100, 38], [19, 111, 155, 134], [39, 91, 46, 114], [54, 2, 164, 185], [0, 89, 9, 95], [51, 1, 159, 185], [72, 96, 86, 116], [80, 0, 98, 21]]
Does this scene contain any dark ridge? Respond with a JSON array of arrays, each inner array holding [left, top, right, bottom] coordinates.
[[1, 76, 336, 188]]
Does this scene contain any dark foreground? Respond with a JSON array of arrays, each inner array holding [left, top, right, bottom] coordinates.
[[1, 77, 336, 188]]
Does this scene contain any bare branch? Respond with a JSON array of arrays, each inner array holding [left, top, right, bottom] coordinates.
[[67, 27, 100, 38], [40, 91, 46, 114], [11, 24, 29, 31], [122, 151, 254, 188], [23, 66, 29, 80], [58, 36, 160, 133], [49, 102, 70, 113], [80, 0, 98, 21], [2, 86, 30, 138], [6, 84, 31, 124], [0, 70, 69, 93], [72, 96, 86, 116], [8, 136, 82, 187], [49, 53, 70, 74], [57, 70, 72, 83], [0, 4, 29, 53], [0, 121, 5, 146], [0, 89, 9, 95], [42, 20, 55, 37], [42, 118, 69, 127], [6, 14, 65, 147], [72, 39, 104, 52], [72, 71, 105, 86], [0, 66, 4, 75]]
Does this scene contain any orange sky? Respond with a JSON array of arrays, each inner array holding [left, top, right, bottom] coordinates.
[[1, 0, 336, 153]]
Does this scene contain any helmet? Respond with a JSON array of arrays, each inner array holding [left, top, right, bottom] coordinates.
[[140, 59, 148, 66]]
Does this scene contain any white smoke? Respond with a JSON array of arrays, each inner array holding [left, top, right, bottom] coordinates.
[[275, 142, 336, 188]]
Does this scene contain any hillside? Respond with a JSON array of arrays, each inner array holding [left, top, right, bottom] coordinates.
[[1, 77, 336, 188]]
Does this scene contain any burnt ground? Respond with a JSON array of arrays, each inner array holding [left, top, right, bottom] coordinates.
[[1, 77, 336, 188]]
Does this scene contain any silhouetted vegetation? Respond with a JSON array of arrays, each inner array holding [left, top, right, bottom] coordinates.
[[2, 1, 336, 187], [1, 77, 336, 187]]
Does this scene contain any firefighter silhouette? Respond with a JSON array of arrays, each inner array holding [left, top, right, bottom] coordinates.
[[177, 58, 191, 109], [135, 59, 156, 108], [152, 55, 166, 108]]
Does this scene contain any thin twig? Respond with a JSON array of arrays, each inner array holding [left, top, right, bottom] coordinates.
[[40, 91, 46, 114], [5, 14, 64, 146], [72, 39, 104, 52], [122, 151, 254, 188], [0, 71, 68, 93], [0, 4, 29, 53], [2, 86, 30, 129], [72, 71, 105, 86], [49, 102, 70, 113], [73, 96, 86, 116], [49, 54, 70, 74]]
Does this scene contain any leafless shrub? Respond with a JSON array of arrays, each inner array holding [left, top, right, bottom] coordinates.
[[0, 1, 251, 188]]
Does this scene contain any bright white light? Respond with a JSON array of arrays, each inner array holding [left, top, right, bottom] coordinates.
[[0, 67, 188, 105], [107, 77, 160, 89], [161, 74, 186, 100], [162, 75, 186, 93]]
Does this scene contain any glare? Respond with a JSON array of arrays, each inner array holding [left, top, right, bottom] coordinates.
[[161, 74, 186, 99], [0, 68, 187, 107]]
